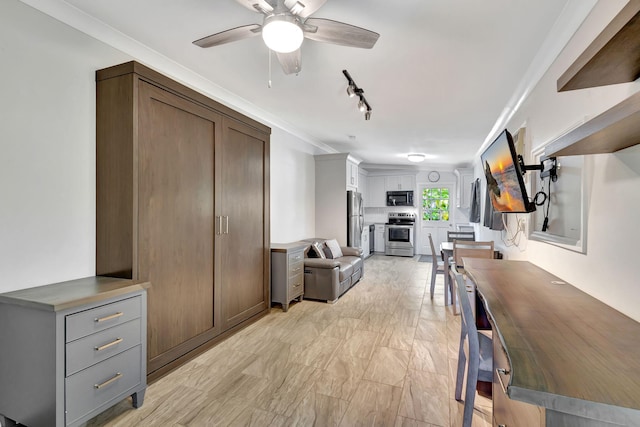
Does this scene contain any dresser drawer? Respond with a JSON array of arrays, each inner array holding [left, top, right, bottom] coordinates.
[[289, 273, 303, 295], [66, 296, 142, 342], [65, 345, 142, 425], [66, 318, 142, 376], [288, 250, 304, 265], [288, 259, 304, 278]]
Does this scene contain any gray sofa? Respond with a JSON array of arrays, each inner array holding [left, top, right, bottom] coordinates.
[[302, 238, 364, 303]]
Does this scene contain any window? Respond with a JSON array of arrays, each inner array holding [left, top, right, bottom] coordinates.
[[422, 188, 450, 221]]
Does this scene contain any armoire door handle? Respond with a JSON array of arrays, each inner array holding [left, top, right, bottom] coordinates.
[[217, 216, 223, 235], [224, 216, 229, 234]]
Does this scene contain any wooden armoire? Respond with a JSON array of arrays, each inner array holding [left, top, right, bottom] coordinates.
[[95, 61, 270, 380]]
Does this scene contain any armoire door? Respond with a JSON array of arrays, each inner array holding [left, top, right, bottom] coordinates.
[[137, 81, 222, 374], [218, 117, 270, 330]]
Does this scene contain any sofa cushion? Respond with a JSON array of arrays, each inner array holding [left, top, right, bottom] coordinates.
[[338, 262, 354, 283], [324, 239, 343, 259], [342, 256, 362, 272], [310, 241, 326, 259]]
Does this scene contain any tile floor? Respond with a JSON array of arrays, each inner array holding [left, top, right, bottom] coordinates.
[[87, 254, 492, 426]]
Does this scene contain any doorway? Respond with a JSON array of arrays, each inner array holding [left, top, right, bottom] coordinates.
[[418, 184, 453, 255]]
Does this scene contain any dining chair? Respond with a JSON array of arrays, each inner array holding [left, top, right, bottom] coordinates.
[[450, 240, 494, 315], [452, 268, 493, 427], [428, 233, 446, 302], [456, 224, 475, 232], [447, 230, 476, 242]]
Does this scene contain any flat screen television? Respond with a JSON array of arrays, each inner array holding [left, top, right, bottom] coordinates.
[[481, 129, 535, 213]]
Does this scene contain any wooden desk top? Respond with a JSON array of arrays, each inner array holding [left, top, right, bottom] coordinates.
[[464, 258, 640, 423]]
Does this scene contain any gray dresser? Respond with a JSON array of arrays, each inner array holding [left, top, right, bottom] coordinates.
[[271, 242, 306, 312], [0, 276, 148, 427]]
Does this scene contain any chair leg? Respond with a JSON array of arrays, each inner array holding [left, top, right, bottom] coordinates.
[[430, 264, 436, 299], [450, 271, 458, 315], [454, 328, 467, 401], [462, 358, 479, 427]]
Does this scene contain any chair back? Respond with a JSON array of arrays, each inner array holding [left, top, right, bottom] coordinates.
[[452, 240, 494, 271], [452, 268, 477, 350], [447, 231, 475, 242], [428, 233, 438, 261]]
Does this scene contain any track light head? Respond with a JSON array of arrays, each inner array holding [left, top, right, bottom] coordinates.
[[346, 84, 356, 97], [358, 99, 366, 112], [365, 110, 371, 120]]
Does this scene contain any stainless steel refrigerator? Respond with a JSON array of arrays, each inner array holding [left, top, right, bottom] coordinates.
[[347, 191, 364, 248]]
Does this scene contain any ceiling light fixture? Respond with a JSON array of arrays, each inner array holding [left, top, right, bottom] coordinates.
[[407, 153, 426, 163], [342, 69, 372, 121], [262, 14, 304, 53]]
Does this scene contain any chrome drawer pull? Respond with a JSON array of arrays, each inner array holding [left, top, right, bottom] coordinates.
[[95, 312, 124, 323], [94, 372, 123, 389], [95, 337, 123, 352], [496, 368, 510, 394]]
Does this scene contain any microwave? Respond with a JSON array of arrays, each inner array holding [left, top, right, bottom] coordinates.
[[386, 191, 414, 206]]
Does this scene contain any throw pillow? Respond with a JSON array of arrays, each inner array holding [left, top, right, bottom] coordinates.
[[324, 239, 343, 259], [311, 241, 326, 259]]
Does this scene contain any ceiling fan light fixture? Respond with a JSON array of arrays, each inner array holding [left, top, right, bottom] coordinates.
[[407, 153, 426, 163], [262, 14, 303, 53]]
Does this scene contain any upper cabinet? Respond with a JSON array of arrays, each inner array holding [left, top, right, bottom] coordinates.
[[547, 1, 640, 157], [557, 0, 640, 92], [347, 158, 359, 191], [358, 169, 368, 198], [454, 168, 473, 209], [385, 175, 414, 191], [365, 176, 386, 207]]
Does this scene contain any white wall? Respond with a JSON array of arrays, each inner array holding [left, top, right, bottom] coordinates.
[[0, 0, 318, 293], [474, 0, 640, 321], [269, 127, 317, 243]]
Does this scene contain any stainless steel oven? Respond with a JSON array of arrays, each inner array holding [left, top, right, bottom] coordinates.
[[385, 212, 416, 257]]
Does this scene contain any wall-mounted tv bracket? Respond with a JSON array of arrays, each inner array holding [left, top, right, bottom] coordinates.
[[518, 155, 558, 231], [517, 155, 557, 181]]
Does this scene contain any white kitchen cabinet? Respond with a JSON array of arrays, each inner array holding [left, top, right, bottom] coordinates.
[[385, 175, 414, 191], [366, 176, 386, 207], [347, 159, 358, 191], [374, 224, 386, 253], [358, 170, 367, 200], [454, 168, 474, 208]]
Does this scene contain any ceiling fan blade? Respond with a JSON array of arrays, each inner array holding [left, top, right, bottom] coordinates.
[[303, 18, 379, 49], [284, 0, 327, 18], [193, 24, 261, 48], [233, 0, 274, 14], [276, 49, 302, 75]]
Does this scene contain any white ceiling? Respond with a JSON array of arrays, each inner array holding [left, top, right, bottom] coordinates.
[[27, 0, 593, 168]]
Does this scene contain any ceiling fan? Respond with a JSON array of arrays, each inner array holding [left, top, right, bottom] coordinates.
[[193, 0, 380, 75]]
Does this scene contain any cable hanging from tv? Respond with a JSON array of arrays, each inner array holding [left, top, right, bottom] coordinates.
[[519, 155, 558, 231]]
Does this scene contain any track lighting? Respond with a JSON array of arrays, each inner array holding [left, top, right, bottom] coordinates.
[[342, 69, 373, 120]]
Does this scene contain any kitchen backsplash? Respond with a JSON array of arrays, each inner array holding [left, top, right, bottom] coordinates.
[[364, 207, 418, 224]]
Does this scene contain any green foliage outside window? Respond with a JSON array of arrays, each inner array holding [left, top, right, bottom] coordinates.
[[422, 188, 450, 221]]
